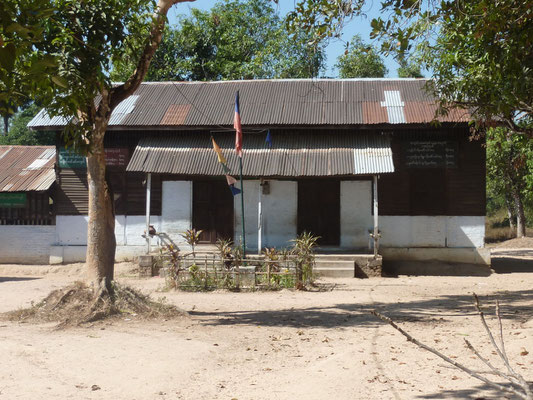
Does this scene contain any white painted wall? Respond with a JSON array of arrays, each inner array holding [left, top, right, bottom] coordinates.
[[161, 180, 192, 246], [0, 225, 55, 264], [45, 179, 485, 264], [56, 215, 89, 245], [446, 216, 485, 248], [230, 180, 483, 251], [52, 245, 152, 263], [379, 216, 485, 248], [234, 180, 298, 250], [340, 180, 373, 249], [56, 215, 162, 247], [261, 180, 297, 248], [123, 215, 162, 246], [234, 180, 259, 249], [379, 216, 446, 247]]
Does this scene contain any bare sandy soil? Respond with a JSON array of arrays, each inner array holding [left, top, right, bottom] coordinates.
[[0, 262, 532, 400]]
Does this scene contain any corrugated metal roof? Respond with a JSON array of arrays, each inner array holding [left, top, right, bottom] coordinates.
[[27, 108, 70, 128], [108, 95, 139, 125], [126, 133, 394, 177], [28, 79, 469, 130], [0, 146, 56, 192], [353, 136, 394, 174]]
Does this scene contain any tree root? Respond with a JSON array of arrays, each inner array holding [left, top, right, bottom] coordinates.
[[3, 281, 188, 328]]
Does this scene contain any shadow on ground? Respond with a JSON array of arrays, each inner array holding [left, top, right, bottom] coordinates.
[[0, 276, 41, 283], [190, 290, 533, 329], [417, 381, 531, 399], [492, 255, 533, 273]]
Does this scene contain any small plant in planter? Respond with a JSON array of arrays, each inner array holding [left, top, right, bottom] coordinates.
[[262, 247, 281, 272], [158, 244, 183, 289], [215, 238, 237, 289], [231, 242, 244, 267], [180, 228, 203, 258], [216, 238, 234, 270], [291, 231, 319, 289]]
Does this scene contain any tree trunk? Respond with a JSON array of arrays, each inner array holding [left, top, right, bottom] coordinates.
[[3, 115, 8, 135], [504, 193, 516, 229], [86, 120, 116, 288], [513, 189, 526, 238], [80, 0, 194, 288]]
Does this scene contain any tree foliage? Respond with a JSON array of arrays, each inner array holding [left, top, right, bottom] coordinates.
[[1, 0, 195, 285], [112, 0, 325, 82], [486, 126, 533, 236], [288, 0, 533, 137], [0, 104, 55, 145], [0, 0, 58, 132], [397, 57, 423, 78], [421, 1, 533, 136], [335, 35, 387, 78], [32, 0, 163, 153]]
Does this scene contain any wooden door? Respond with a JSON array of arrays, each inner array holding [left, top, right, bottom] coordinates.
[[193, 180, 234, 244], [297, 180, 340, 246]]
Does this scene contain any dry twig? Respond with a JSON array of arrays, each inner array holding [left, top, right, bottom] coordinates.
[[372, 294, 532, 400]]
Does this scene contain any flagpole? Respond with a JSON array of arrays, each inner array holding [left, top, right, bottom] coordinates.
[[239, 156, 246, 256], [234, 90, 246, 257]]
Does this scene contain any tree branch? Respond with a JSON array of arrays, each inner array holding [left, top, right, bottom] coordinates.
[[463, 338, 521, 386], [371, 304, 532, 400], [109, 0, 195, 109], [472, 294, 517, 378]]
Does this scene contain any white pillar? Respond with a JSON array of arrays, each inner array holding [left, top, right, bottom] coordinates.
[[373, 175, 379, 257], [258, 183, 262, 254], [145, 172, 152, 254]]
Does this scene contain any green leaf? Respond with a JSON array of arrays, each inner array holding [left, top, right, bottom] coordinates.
[[51, 75, 69, 88], [0, 43, 16, 71]]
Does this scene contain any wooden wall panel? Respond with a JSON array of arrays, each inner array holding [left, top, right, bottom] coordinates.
[[55, 168, 88, 215], [379, 128, 485, 216], [55, 168, 162, 216]]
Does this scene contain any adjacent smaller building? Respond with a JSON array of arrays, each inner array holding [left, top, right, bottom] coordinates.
[[0, 146, 56, 263]]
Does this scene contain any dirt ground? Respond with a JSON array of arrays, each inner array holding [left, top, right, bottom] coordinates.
[[0, 257, 532, 400]]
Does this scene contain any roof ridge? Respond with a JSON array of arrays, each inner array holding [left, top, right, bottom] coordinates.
[[0, 145, 55, 148], [137, 78, 430, 85]]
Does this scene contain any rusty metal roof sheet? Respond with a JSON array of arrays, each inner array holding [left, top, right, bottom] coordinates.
[[28, 79, 469, 130], [126, 133, 394, 177], [0, 146, 56, 192]]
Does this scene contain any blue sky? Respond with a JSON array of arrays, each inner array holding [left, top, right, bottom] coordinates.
[[167, 0, 402, 78]]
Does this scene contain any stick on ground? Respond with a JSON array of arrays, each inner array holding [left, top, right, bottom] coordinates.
[[371, 294, 532, 400]]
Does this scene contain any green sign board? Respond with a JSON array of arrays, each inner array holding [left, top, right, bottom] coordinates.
[[0, 193, 27, 208], [58, 147, 87, 168]]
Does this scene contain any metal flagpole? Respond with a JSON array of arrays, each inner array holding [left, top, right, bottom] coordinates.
[[234, 90, 245, 257], [239, 157, 246, 256]]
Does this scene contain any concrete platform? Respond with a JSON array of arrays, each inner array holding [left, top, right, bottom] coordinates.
[[314, 254, 382, 278]]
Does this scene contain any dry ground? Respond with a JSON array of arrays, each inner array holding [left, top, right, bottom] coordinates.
[[0, 257, 532, 400]]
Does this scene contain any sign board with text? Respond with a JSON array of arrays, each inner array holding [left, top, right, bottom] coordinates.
[[404, 141, 457, 168], [58, 147, 129, 168], [105, 148, 129, 166], [0, 193, 27, 208], [58, 147, 86, 168]]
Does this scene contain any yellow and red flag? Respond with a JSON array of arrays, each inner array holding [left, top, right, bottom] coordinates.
[[234, 91, 242, 157], [211, 137, 227, 164]]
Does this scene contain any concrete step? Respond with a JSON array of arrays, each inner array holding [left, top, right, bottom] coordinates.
[[315, 254, 374, 262], [315, 267, 355, 278], [314, 260, 355, 278]]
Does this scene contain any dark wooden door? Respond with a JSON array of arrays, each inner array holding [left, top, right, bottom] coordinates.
[[193, 180, 234, 244], [297, 180, 340, 246]]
